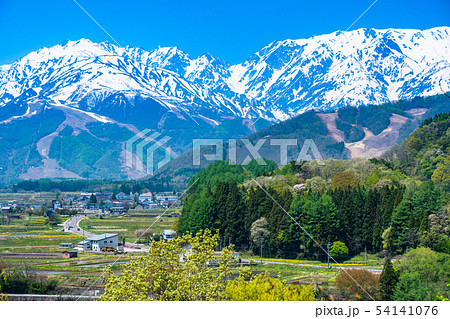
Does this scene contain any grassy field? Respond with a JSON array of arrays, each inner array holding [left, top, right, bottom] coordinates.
[[0, 217, 84, 253], [125, 208, 179, 216], [0, 191, 79, 205], [0, 214, 148, 292], [241, 251, 384, 267], [0, 207, 377, 295], [79, 214, 178, 240], [250, 262, 340, 283]]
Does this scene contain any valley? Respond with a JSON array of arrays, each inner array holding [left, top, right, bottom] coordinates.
[[0, 16, 450, 303]]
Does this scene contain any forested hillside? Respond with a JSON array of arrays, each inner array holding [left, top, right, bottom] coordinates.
[[177, 113, 450, 299], [148, 94, 450, 191], [383, 111, 450, 190], [179, 158, 448, 256]]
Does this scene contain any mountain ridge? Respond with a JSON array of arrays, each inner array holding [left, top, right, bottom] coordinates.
[[1, 26, 449, 122], [0, 27, 449, 184]]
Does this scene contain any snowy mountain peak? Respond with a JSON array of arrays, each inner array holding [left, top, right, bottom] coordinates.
[[1, 27, 449, 121]]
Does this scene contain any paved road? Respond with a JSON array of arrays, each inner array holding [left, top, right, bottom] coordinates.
[[63, 211, 149, 252], [243, 259, 382, 272], [62, 211, 97, 238]]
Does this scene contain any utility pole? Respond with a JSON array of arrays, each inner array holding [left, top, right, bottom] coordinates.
[[80, 268, 83, 285], [364, 246, 367, 266], [327, 242, 331, 269], [260, 237, 263, 264], [229, 237, 232, 246]]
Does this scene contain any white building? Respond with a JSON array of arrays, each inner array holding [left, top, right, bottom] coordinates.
[[162, 230, 176, 241], [77, 239, 92, 251], [139, 192, 153, 202], [78, 233, 119, 252], [52, 200, 62, 210], [155, 193, 178, 202]]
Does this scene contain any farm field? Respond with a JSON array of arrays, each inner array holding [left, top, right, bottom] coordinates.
[[79, 213, 178, 240], [125, 208, 179, 216], [0, 214, 147, 294], [0, 217, 83, 253], [240, 252, 384, 267], [250, 262, 340, 284], [0, 209, 376, 297], [0, 191, 79, 205]]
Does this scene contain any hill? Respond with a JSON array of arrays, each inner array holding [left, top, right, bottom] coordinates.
[[147, 94, 450, 190]]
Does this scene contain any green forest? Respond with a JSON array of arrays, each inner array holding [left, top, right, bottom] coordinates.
[[177, 112, 450, 300]]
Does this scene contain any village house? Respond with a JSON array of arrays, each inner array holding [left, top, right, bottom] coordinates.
[[162, 229, 176, 241], [60, 243, 75, 249], [80, 193, 93, 201], [116, 192, 126, 200], [87, 202, 99, 210], [52, 200, 62, 210], [104, 199, 113, 209], [77, 239, 91, 251], [155, 193, 178, 202], [1, 206, 11, 214], [78, 233, 119, 252], [139, 192, 153, 202], [62, 250, 78, 258]]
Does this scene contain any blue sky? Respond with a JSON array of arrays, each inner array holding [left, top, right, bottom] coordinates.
[[0, 0, 449, 65]]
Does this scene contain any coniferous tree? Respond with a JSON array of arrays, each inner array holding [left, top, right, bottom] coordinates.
[[223, 181, 248, 248], [351, 187, 367, 254], [190, 189, 217, 233], [266, 189, 292, 257], [214, 181, 230, 233], [246, 187, 273, 230], [390, 183, 416, 252], [362, 188, 379, 252], [373, 186, 404, 251], [379, 259, 399, 301], [288, 194, 309, 255], [411, 181, 442, 232]]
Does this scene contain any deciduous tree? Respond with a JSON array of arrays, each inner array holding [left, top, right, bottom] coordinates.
[[102, 230, 235, 301]]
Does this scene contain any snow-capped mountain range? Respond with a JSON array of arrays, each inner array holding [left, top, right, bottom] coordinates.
[[1, 26, 449, 123], [0, 27, 449, 184]]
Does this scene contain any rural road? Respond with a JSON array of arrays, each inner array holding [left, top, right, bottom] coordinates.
[[63, 212, 149, 252], [63, 211, 97, 238]]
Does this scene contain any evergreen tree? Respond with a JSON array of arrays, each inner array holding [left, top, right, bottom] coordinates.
[[390, 183, 416, 252], [351, 188, 367, 254], [379, 259, 399, 301], [246, 187, 273, 230], [214, 181, 230, 232], [373, 186, 404, 251], [189, 189, 217, 234], [411, 181, 442, 232], [223, 181, 248, 248], [89, 194, 97, 204], [288, 194, 309, 255], [362, 188, 379, 252], [266, 189, 292, 257]]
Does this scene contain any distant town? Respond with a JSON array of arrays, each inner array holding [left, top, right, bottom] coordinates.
[[1, 190, 181, 218]]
